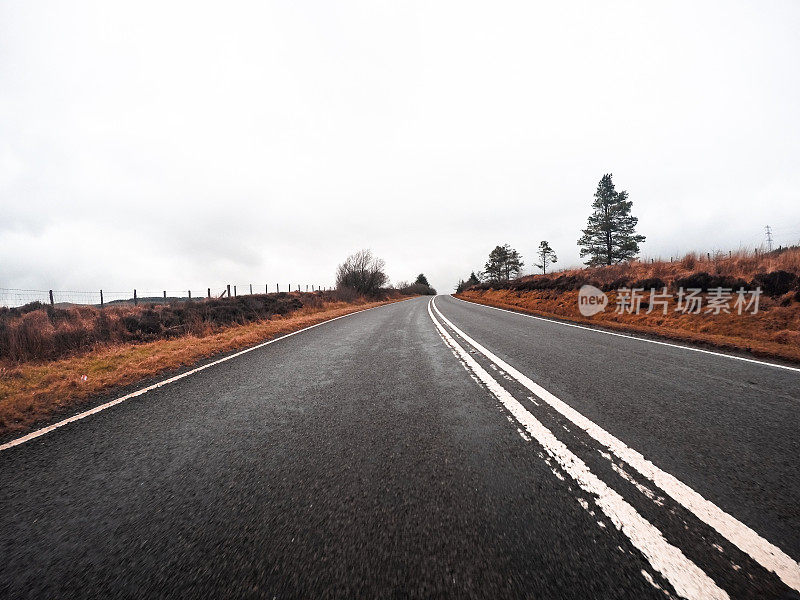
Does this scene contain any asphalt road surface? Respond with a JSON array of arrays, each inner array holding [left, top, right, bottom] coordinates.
[[1, 295, 798, 599]]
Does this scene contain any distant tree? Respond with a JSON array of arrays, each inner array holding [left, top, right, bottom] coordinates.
[[484, 245, 508, 281], [415, 273, 430, 286], [578, 174, 646, 266], [484, 244, 523, 282], [508, 249, 523, 280], [399, 281, 437, 295], [335, 249, 388, 296], [535, 241, 558, 274], [455, 271, 482, 293]]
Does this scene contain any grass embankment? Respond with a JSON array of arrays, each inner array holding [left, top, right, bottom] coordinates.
[[0, 293, 404, 437], [457, 248, 800, 364]]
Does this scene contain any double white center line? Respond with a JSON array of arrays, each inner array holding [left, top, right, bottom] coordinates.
[[428, 297, 800, 600]]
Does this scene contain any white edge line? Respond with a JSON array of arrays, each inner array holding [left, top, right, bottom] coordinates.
[[451, 295, 800, 374], [427, 298, 729, 600], [0, 300, 408, 452], [433, 296, 800, 593]]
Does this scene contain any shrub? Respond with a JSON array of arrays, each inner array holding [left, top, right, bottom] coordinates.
[[680, 253, 698, 270], [332, 286, 360, 303], [750, 270, 798, 297], [335, 249, 388, 297], [399, 283, 437, 296], [671, 272, 747, 292], [631, 277, 667, 290], [553, 274, 589, 290], [674, 272, 713, 291], [0, 292, 333, 362], [602, 277, 631, 292]]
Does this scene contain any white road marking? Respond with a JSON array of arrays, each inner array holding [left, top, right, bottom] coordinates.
[[428, 298, 729, 600], [451, 295, 800, 373], [608, 459, 666, 506], [0, 301, 405, 453], [433, 296, 800, 592]]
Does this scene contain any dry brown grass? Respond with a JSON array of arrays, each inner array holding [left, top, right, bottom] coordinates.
[[457, 289, 800, 364], [531, 247, 800, 289], [0, 297, 404, 437], [0, 291, 340, 362]]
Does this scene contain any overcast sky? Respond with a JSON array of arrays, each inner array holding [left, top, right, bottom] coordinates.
[[2, 1, 799, 295]]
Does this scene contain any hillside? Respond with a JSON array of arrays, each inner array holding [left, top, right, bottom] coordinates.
[[457, 247, 800, 363]]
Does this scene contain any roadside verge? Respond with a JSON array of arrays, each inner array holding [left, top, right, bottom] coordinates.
[[456, 289, 800, 365], [0, 297, 407, 440]]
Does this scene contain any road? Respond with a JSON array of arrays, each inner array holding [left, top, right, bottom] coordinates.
[[1, 295, 798, 599]]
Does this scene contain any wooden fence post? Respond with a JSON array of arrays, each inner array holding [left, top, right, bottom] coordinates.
[[188, 290, 192, 300], [234, 285, 237, 297], [134, 289, 138, 306], [49, 290, 54, 306], [227, 284, 231, 297], [163, 290, 167, 300], [100, 290, 104, 307], [277, 283, 280, 293], [250, 284, 253, 295], [266, 284, 268, 294]]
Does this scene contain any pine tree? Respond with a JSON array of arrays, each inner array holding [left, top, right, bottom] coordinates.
[[415, 273, 430, 286], [578, 174, 646, 266], [505, 248, 523, 280], [485, 244, 523, 282], [535, 241, 558, 274], [455, 271, 483, 293], [466, 271, 481, 286], [484, 245, 508, 281]]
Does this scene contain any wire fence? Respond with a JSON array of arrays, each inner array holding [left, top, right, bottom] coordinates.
[[0, 283, 332, 308]]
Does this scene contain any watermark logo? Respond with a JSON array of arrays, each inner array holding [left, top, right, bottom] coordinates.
[[577, 285, 762, 316], [578, 285, 608, 316]]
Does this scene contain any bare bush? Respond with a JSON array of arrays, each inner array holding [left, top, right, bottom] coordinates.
[[331, 286, 360, 303], [335, 249, 388, 297]]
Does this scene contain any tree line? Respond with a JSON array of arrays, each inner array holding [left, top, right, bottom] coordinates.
[[334, 249, 436, 297], [456, 173, 645, 292]]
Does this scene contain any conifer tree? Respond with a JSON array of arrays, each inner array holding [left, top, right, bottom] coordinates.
[[485, 244, 523, 282], [415, 273, 430, 286], [535, 241, 558, 274], [578, 174, 645, 266]]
